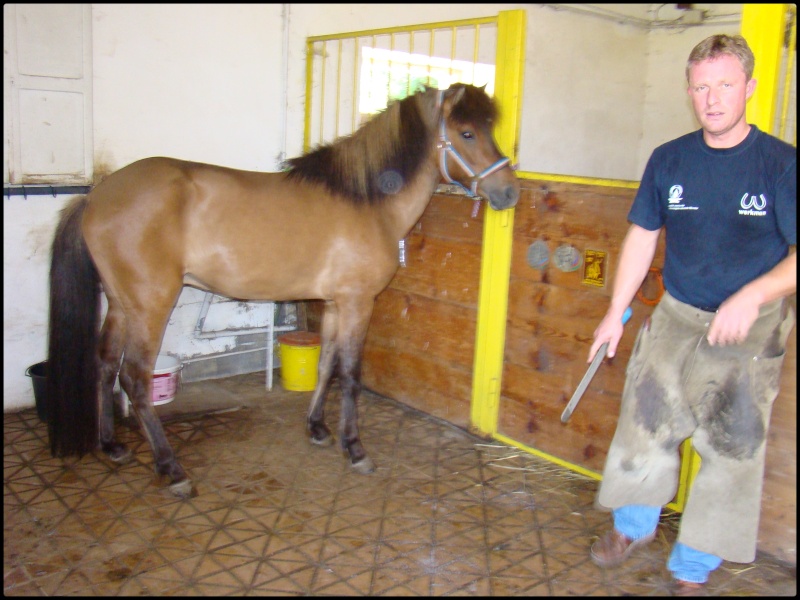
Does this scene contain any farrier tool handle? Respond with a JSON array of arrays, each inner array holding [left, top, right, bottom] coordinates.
[[560, 307, 632, 423]]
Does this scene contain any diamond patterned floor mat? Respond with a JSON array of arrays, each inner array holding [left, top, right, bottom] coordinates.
[[4, 372, 796, 596]]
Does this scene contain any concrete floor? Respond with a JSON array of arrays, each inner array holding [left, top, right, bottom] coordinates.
[[4, 371, 797, 596]]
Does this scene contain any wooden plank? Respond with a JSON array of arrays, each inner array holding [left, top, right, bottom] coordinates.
[[391, 234, 482, 307], [497, 388, 612, 473], [362, 344, 473, 427], [367, 289, 477, 368], [361, 191, 484, 431], [759, 320, 796, 563]]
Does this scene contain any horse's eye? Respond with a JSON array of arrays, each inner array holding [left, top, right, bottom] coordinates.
[[461, 131, 475, 141]]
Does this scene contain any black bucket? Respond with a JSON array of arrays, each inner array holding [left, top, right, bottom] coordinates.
[[25, 361, 47, 422]]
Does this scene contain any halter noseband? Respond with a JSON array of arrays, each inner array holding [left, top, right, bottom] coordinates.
[[435, 90, 511, 200]]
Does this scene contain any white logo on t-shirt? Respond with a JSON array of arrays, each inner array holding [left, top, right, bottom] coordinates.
[[739, 193, 767, 216], [667, 184, 698, 211]]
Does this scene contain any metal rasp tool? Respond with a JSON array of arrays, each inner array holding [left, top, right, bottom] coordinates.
[[561, 306, 632, 423]]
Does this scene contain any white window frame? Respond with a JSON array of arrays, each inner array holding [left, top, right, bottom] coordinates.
[[4, 3, 93, 185]]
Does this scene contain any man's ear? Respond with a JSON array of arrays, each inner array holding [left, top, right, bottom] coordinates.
[[745, 78, 757, 100]]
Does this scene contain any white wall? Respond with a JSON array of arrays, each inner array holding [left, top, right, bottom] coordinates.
[[519, 8, 648, 179], [4, 194, 73, 411], [4, 3, 747, 412], [91, 3, 285, 172]]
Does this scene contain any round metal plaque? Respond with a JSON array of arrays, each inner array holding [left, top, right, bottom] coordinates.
[[526, 240, 550, 270], [553, 244, 582, 272]]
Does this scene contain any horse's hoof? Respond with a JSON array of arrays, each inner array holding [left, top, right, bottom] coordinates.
[[104, 443, 133, 464], [310, 434, 334, 447], [169, 479, 195, 499], [350, 456, 376, 475]]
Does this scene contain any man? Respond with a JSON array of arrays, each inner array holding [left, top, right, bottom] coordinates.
[[587, 34, 796, 596]]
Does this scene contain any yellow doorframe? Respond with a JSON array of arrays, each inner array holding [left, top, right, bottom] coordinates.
[[470, 9, 526, 437], [742, 4, 789, 135]]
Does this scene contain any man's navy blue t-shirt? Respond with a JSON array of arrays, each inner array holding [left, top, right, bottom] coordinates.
[[629, 125, 796, 311]]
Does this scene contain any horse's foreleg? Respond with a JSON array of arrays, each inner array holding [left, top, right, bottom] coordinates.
[[307, 302, 338, 446], [119, 347, 193, 498], [97, 303, 131, 463], [336, 302, 375, 474], [338, 342, 374, 474]]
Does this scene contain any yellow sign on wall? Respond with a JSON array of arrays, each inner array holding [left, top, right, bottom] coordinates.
[[583, 249, 606, 287]]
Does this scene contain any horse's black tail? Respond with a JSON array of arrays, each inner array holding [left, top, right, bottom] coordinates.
[[46, 196, 101, 457]]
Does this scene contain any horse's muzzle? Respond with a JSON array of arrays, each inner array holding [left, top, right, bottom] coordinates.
[[484, 180, 520, 211]]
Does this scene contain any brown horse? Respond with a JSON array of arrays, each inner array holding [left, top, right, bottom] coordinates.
[[46, 83, 520, 497]]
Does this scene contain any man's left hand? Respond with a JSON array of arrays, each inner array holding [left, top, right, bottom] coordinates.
[[707, 293, 760, 346]]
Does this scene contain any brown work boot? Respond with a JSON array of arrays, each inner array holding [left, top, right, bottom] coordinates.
[[590, 529, 656, 568], [672, 579, 708, 596]]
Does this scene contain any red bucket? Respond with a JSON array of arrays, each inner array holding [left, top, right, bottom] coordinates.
[[152, 355, 182, 405]]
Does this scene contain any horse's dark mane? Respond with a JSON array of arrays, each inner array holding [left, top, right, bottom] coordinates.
[[284, 84, 497, 204], [284, 92, 431, 203]]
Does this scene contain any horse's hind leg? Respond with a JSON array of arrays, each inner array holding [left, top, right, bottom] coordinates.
[[97, 298, 131, 463], [119, 333, 192, 498], [307, 301, 338, 446], [113, 282, 193, 498]]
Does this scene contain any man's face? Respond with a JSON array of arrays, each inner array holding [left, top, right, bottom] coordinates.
[[687, 53, 756, 145]]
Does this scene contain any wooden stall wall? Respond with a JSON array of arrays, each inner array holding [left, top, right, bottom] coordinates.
[[357, 176, 796, 564], [498, 177, 661, 474], [361, 192, 487, 428], [761, 308, 796, 565]]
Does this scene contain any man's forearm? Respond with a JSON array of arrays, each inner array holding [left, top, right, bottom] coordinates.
[[737, 249, 797, 307], [609, 224, 661, 316]]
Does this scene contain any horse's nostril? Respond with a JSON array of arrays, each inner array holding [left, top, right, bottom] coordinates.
[[489, 185, 519, 210]]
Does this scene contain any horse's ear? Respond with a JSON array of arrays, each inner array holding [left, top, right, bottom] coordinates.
[[448, 84, 466, 106]]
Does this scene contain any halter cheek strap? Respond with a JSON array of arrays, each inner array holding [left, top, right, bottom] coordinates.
[[435, 90, 511, 200]]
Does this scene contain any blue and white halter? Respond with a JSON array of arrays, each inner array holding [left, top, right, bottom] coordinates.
[[435, 89, 511, 211]]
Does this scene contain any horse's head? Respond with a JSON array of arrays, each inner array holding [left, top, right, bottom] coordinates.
[[436, 84, 520, 211]]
